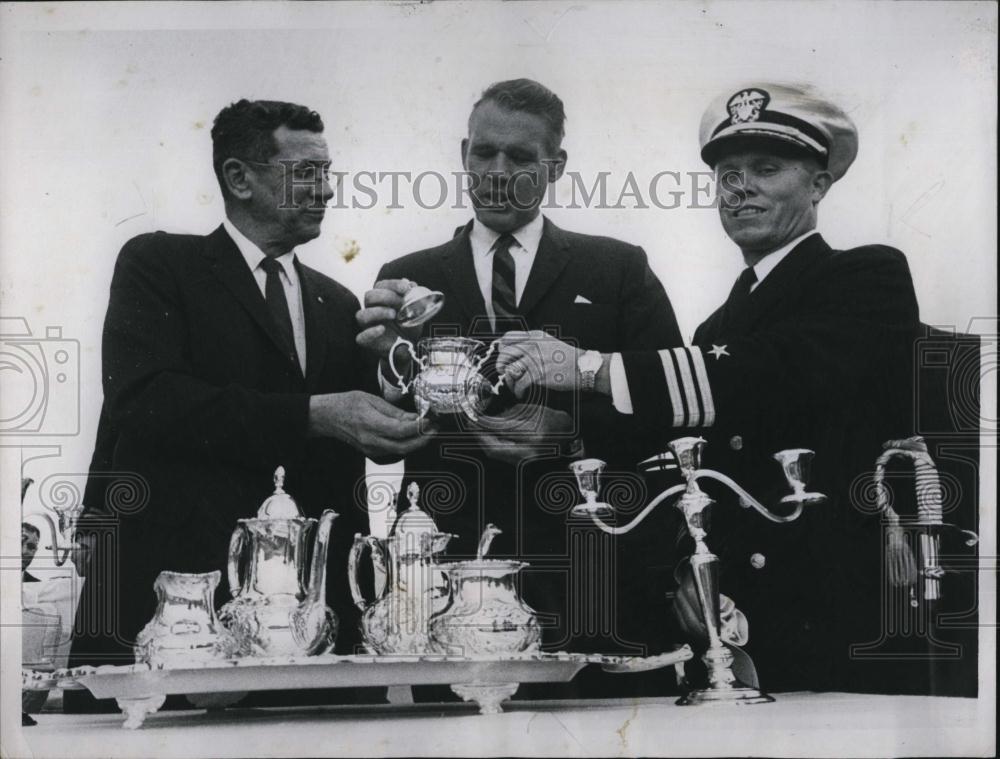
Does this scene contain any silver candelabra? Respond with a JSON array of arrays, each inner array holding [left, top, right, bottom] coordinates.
[[569, 436, 826, 705]]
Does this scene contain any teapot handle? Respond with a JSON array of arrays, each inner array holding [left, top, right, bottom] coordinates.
[[348, 534, 387, 611], [226, 524, 248, 599], [476, 338, 507, 395], [388, 337, 421, 394]]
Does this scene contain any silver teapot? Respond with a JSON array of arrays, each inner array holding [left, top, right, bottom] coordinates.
[[430, 525, 541, 656], [388, 336, 505, 420], [219, 467, 338, 657], [348, 483, 454, 654]]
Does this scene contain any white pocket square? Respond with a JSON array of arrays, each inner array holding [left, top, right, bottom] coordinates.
[[574, 295, 592, 304]]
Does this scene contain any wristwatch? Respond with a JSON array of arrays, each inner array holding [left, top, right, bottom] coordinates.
[[577, 350, 603, 392]]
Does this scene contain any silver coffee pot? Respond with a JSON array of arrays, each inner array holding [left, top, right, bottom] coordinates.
[[348, 483, 454, 654], [219, 467, 338, 657]]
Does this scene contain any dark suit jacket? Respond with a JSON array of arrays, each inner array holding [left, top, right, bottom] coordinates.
[[71, 225, 371, 669], [623, 233, 932, 692], [379, 218, 682, 665]]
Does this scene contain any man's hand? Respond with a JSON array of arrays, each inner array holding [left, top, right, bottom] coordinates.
[[470, 403, 575, 465], [309, 391, 435, 458], [355, 279, 422, 375], [671, 559, 710, 645], [671, 559, 749, 647], [496, 331, 581, 399]]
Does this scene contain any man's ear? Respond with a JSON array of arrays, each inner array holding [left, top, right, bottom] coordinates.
[[221, 158, 253, 200], [547, 149, 568, 183], [811, 170, 833, 204], [460, 138, 469, 171]]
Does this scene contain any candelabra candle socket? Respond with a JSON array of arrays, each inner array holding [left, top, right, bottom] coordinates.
[[569, 458, 613, 517], [667, 437, 707, 478], [773, 449, 826, 505]]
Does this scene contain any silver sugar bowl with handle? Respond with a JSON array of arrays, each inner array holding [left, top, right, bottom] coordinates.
[[388, 336, 506, 420]]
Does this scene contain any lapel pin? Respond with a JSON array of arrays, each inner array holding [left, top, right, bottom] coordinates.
[[708, 344, 730, 360], [317, 296, 324, 303]]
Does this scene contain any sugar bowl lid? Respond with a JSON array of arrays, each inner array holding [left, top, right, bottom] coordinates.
[[257, 466, 303, 519], [397, 285, 444, 328]]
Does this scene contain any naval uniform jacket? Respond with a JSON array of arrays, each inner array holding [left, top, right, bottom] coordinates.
[[378, 218, 682, 664], [620, 233, 922, 691], [70, 226, 371, 671]]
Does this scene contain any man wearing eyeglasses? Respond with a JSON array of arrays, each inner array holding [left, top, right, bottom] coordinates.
[[67, 100, 432, 710]]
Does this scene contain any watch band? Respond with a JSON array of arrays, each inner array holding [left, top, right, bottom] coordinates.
[[578, 350, 602, 393]]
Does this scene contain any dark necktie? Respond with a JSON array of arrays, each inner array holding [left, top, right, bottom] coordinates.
[[491, 233, 519, 324], [259, 256, 299, 366], [719, 266, 758, 335]]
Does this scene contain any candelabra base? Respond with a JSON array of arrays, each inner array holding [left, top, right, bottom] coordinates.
[[676, 683, 774, 706]]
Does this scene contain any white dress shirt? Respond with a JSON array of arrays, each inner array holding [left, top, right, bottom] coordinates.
[[222, 218, 307, 375], [469, 213, 545, 329], [609, 229, 820, 414]]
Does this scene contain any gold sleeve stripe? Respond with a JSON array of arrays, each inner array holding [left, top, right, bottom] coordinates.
[[673, 347, 701, 427], [657, 348, 685, 427], [689, 346, 716, 428]]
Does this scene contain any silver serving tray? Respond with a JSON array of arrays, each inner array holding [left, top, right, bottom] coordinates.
[[43, 647, 693, 728]]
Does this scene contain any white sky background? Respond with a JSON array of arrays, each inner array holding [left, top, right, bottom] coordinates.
[[0, 2, 996, 756]]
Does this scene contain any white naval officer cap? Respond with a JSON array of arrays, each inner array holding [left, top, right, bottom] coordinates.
[[699, 83, 859, 182]]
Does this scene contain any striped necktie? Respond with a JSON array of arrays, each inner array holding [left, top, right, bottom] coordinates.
[[491, 233, 519, 324]]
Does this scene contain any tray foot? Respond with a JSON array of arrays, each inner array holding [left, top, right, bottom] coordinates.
[[118, 695, 166, 729], [450, 682, 518, 715]]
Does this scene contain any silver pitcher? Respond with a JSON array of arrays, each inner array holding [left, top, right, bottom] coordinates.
[[219, 467, 338, 657], [348, 482, 454, 654], [135, 570, 234, 666], [388, 336, 506, 420], [430, 525, 541, 656]]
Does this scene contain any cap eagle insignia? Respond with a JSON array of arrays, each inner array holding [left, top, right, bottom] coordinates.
[[727, 89, 770, 124]]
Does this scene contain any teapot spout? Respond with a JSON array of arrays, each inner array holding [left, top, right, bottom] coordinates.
[[476, 524, 502, 560], [288, 509, 339, 655], [306, 510, 338, 609]]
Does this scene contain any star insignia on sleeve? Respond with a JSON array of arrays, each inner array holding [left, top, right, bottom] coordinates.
[[708, 344, 730, 360]]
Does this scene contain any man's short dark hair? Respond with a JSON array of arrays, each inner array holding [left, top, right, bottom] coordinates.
[[211, 99, 324, 199], [22, 522, 40, 537], [472, 79, 566, 152]]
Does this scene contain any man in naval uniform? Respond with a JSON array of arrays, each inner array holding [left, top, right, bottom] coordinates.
[[496, 83, 924, 693]]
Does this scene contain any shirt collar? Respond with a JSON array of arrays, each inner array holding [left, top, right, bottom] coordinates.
[[222, 218, 297, 278], [752, 229, 819, 284], [470, 213, 545, 257]]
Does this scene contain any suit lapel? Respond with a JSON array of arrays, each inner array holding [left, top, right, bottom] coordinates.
[[739, 233, 831, 333], [204, 225, 303, 378], [439, 221, 488, 322], [296, 261, 328, 389], [518, 218, 572, 317]]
